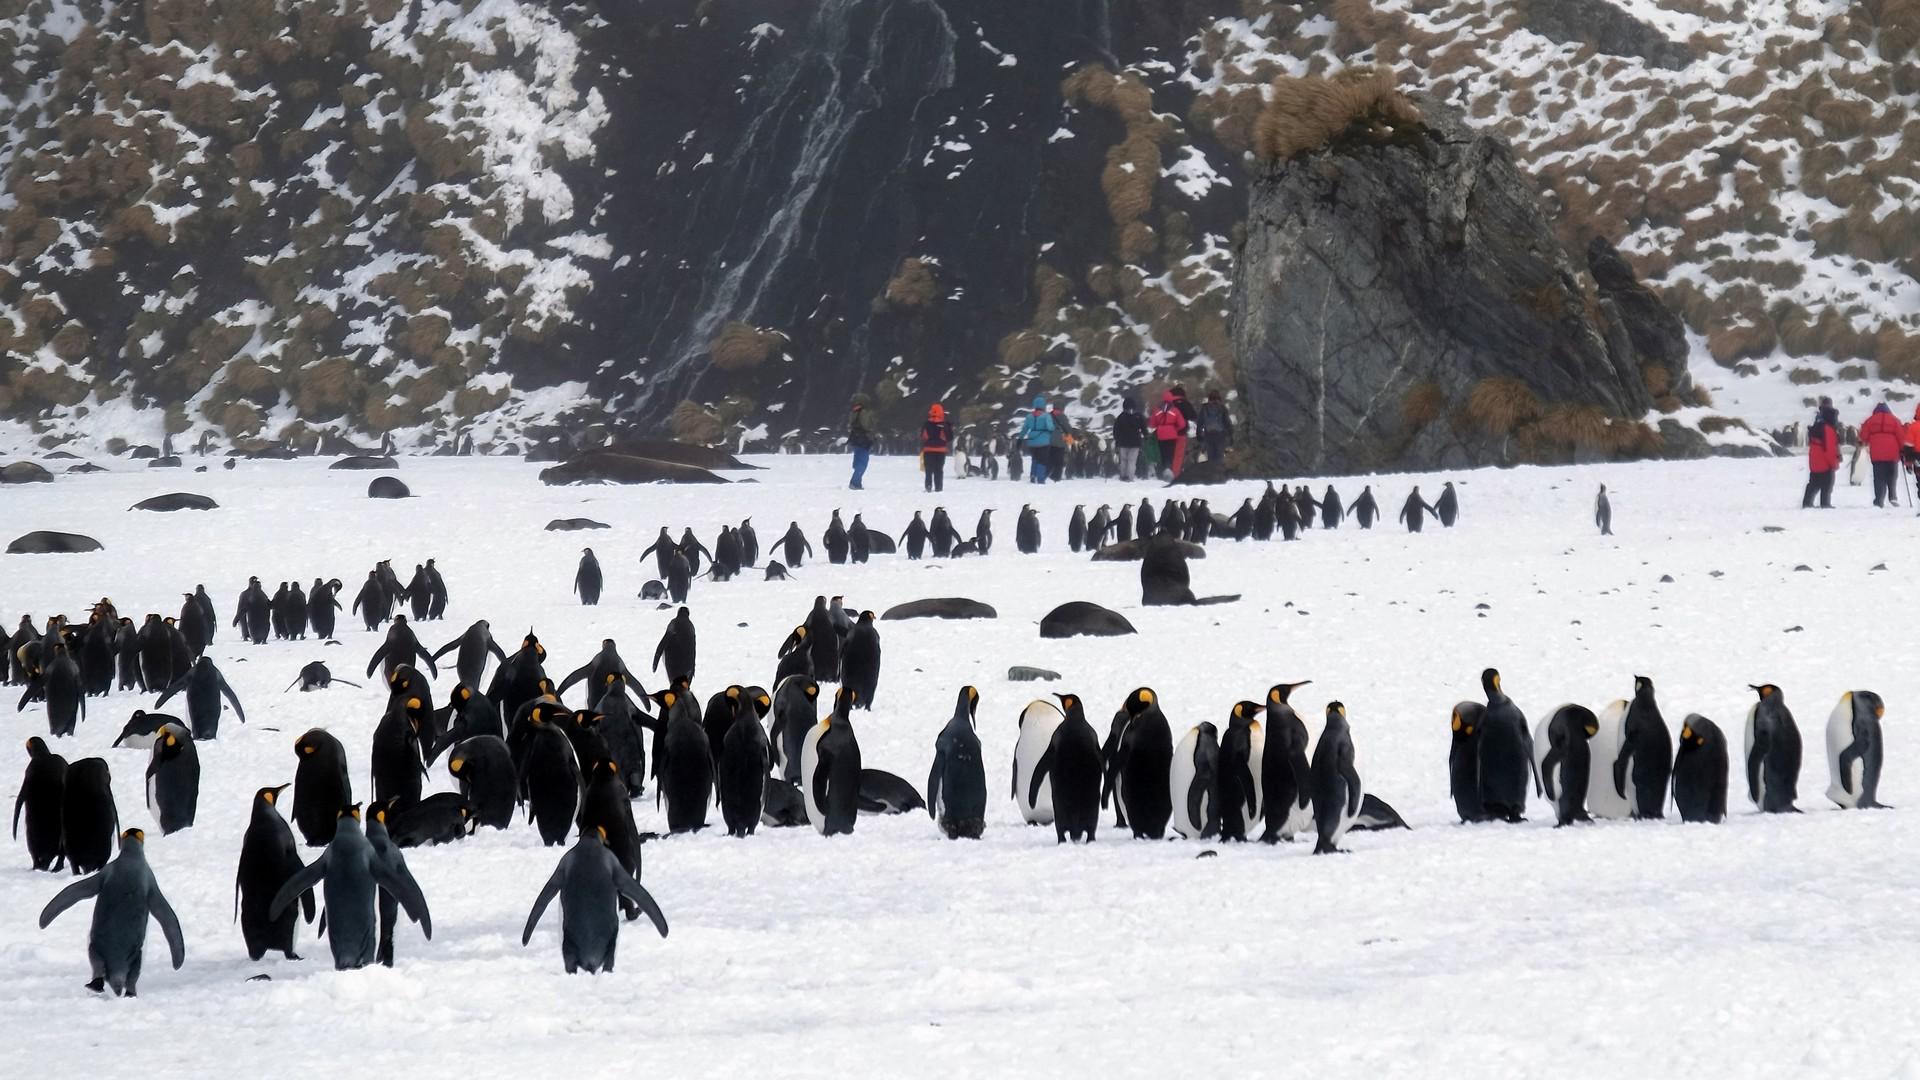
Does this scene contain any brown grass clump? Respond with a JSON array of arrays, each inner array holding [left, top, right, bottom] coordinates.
[[1706, 314, 1777, 365], [882, 257, 938, 309], [1787, 367, 1829, 385], [1697, 416, 1753, 435], [1466, 376, 1542, 435], [1877, 325, 1920, 381], [998, 330, 1047, 368], [667, 400, 723, 444], [293, 356, 360, 420], [708, 322, 786, 371], [1254, 67, 1422, 164], [1642, 364, 1673, 398], [1401, 381, 1446, 428]]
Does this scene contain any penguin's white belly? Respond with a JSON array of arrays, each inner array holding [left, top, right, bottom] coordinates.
[[1532, 716, 1556, 796], [1169, 730, 1201, 838], [1247, 728, 1266, 821], [1826, 701, 1860, 808], [1013, 702, 1063, 824], [1587, 701, 1631, 819], [1744, 704, 1763, 807], [800, 722, 828, 833]]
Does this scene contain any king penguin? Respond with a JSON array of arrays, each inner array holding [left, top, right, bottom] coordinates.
[[1169, 721, 1221, 840], [1309, 702, 1363, 854], [1672, 715, 1729, 823], [1826, 690, 1889, 809], [1744, 683, 1801, 813], [1012, 697, 1065, 825], [927, 686, 986, 839], [802, 687, 863, 836]]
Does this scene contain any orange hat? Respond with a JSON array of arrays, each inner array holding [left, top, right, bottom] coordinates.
[[928, 404, 945, 421]]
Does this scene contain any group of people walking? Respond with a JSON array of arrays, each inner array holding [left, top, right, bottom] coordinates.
[[1803, 396, 1920, 511]]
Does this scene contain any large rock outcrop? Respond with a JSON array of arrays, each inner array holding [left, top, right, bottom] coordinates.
[[1232, 78, 1662, 475]]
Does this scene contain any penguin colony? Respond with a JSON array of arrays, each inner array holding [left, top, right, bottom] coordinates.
[[4, 476, 1888, 995]]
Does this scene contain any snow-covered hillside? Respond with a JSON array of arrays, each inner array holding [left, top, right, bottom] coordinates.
[[4, 454, 1919, 1073]]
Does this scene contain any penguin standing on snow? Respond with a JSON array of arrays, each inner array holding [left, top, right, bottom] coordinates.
[[446, 736, 516, 829], [802, 687, 863, 836], [1016, 505, 1042, 554], [779, 521, 812, 566], [1448, 702, 1487, 823], [1025, 694, 1102, 843], [236, 784, 314, 960], [975, 508, 995, 554], [823, 511, 850, 564], [739, 517, 759, 567], [1435, 482, 1459, 526], [1257, 682, 1314, 843], [653, 608, 697, 688], [16, 737, 68, 870], [575, 549, 603, 606], [153, 655, 245, 740], [1111, 688, 1173, 839], [1744, 683, 1802, 813], [62, 758, 119, 875], [38, 829, 185, 995], [1217, 702, 1264, 842], [841, 612, 881, 708], [1535, 704, 1598, 827], [1068, 506, 1087, 552], [521, 827, 668, 973], [268, 806, 431, 971], [1672, 715, 1728, 823], [1612, 676, 1673, 819], [1595, 484, 1613, 535], [1169, 721, 1221, 840], [523, 709, 582, 845], [1352, 486, 1379, 529], [768, 675, 819, 784], [901, 512, 930, 560], [1476, 668, 1536, 823], [1013, 698, 1065, 825], [144, 724, 199, 835], [292, 729, 352, 847], [804, 597, 840, 683], [718, 691, 770, 837], [928, 686, 986, 840], [656, 687, 712, 833], [432, 619, 509, 689], [1826, 690, 1889, 809], [1309, 703, 1363, 854], [1398, 487, 1438, 533]]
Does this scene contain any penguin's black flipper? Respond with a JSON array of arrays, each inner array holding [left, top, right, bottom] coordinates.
[[1837, 744, 1860, 794], [370, 858, 431, 938], [813, 745, 836, 814], [1352, 794, 1411, 830], [1027, 746, 1056, 808], [413, 648, 438, 679], [1745, 741, 1766, 805], [1341, 753, 1362, 818], [555, 663, 592, 698], [926, 751, 944, 821], [613, 874, 670, 939], [150, 889, 186, 968], [1238, 762, 1259, 820], [37, 874, 101, 928], [429, 638, 461, 663], [1540, 746, 1562, 802], [365, 643, 391, 678], [218, 673, 246, 725], [1612, 750, 1630, 799], [268, 852, 328, 921], [521, 857, 568, 945]]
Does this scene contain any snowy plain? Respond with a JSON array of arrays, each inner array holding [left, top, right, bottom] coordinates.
[[3, 452, 1920, 1078]]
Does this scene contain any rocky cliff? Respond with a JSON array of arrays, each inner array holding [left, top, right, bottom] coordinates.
[[2, 0, 1913, 454]]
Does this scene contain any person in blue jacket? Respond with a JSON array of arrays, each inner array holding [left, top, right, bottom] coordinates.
[[1021, 395, 1055, 484]]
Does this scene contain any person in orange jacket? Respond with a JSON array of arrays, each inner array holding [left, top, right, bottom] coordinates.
[[921, 404, 952, 493], [1802, 400, 1840, 509], [1860, 401, 1904, 507]]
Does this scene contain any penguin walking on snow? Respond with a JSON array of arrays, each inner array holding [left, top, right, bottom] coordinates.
[[575, 549, 603, 606], [38, 829, 185, 995], [1169, 721, 1221, 840], [1595, 484, 1613, 535], [1744, 684, 1801, 813], [269, 806, 431, 971], [292, 729, 352, 847], [522, 827, 668, 973], [1475, 669, 1536, 822], [1309, 703, 1363, 854], [802, 687, 863, 836], [1612, 676, 1672, 819], [62, 758, 119, 875], [1826, 690, 1889, 809], [656, 687, 712, 833], [1672, 715, 1728, 823], [841, 611, 881, 708], [144, 724, 199, 835], [928, 687, 985, 839], [1352, 486, 1378, 529], [1435, 481, 1459, 527], [16, 737, 68, 871]]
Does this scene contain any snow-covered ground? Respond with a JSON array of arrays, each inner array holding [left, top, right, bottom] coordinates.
[[4, 453, 1920, 1076]]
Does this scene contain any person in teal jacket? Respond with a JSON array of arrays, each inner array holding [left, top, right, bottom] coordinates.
[[1021, 395, 1055, 484]]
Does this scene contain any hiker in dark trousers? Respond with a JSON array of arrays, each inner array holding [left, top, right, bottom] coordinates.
[[1048, 403, 1070, 482], [1150, 392, 1185, 480], [921, 404, 952, 493], [1113, 398, 1145, 482], [1802, 399, 1839, 509], [1860, 401, 1904, 507], [848, 397, 874, 490], [1021, 396, 1054, 484], [1198, 391, 1233, 464]]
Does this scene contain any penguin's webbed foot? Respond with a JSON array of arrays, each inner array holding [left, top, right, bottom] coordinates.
[[85, 978, 105, 993]]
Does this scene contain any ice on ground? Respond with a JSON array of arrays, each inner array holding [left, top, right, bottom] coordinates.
[[2, 454, 1919, 1075]]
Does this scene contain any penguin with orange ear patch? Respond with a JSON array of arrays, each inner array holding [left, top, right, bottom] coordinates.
[[802, 688, 863, 836], [144, 723, 198, 835], [292, 729, 351, 847], [236, 784, 314, 960], [1025, 693, 1102, 843], [1217, 702, 1264, 842], [1672, 715, 1728, 823]]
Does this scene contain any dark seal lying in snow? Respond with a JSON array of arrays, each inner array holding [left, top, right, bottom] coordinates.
[[605, 438, 760, 470], [131, 493, 218, 512], [8, 530, 104, 554], [1038, 602, 1136, 639], [368, 476, 411, 499], [330, 455, 399, 471], [545, 518, 612, 531], [1141, 533, 1239, 606], [881, 598, 998, 621], [539, 451, 729, 486], [1, 461, 53, 484], [1090, 537, 1206, 562]]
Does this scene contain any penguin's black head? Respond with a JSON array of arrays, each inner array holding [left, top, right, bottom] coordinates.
[[373, 799, 398, 825], [1451, 709, 1474, 737], [340, 804, 361, 821], [1680, 719, 1706, 746], [1750, 684, 1780, 701], [120, 828, 145, 846], [527, 705, 549, 727], [1481, 668, 1501, 697], [1853, 690, 1885, 719], [957, 685, 979, 720], [836, 686, 857, 711], [1327, 702, 1347, 721], [257, 784, 289, 805], [536, 678, 555, 696], [1127, 688, 1157, 716], [457, 685, 472, 702], [1633, 675, 1653, 695], [26, 736, 47, 756], [1231, 701, 1265, 722], [803, 681, 818, 700]]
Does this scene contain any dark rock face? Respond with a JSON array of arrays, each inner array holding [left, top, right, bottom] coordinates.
[[1038, 601, 1136, 638], [1522, 0, 1692, 70], [1588, 237, 1691, 390], [8, 531, 103, 554], [131, 493, 218, 511], [881, 598, 998, 621], [537, 451, 729, 486], [0, 462, 54, 484], [1232, 94, 1656, 475], [368, 476, 411, 499]]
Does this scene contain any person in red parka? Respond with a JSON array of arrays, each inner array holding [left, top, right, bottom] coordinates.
[[921, 403, 952, 493], [1802, 400, 1840, 509], [1860, 401, 1904, 507], [1149, 392, 1186, 480]]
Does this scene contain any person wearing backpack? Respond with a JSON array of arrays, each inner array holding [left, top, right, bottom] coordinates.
[[1802, 399, 1839, 509], [1198, 390, 1233, 464], [1021, 396, 1055, 484], [848, 397, 875, 490], [921, 403, 952, 493], [1150, 392, 1186, 479], [1860, 401, 1905, 507]]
